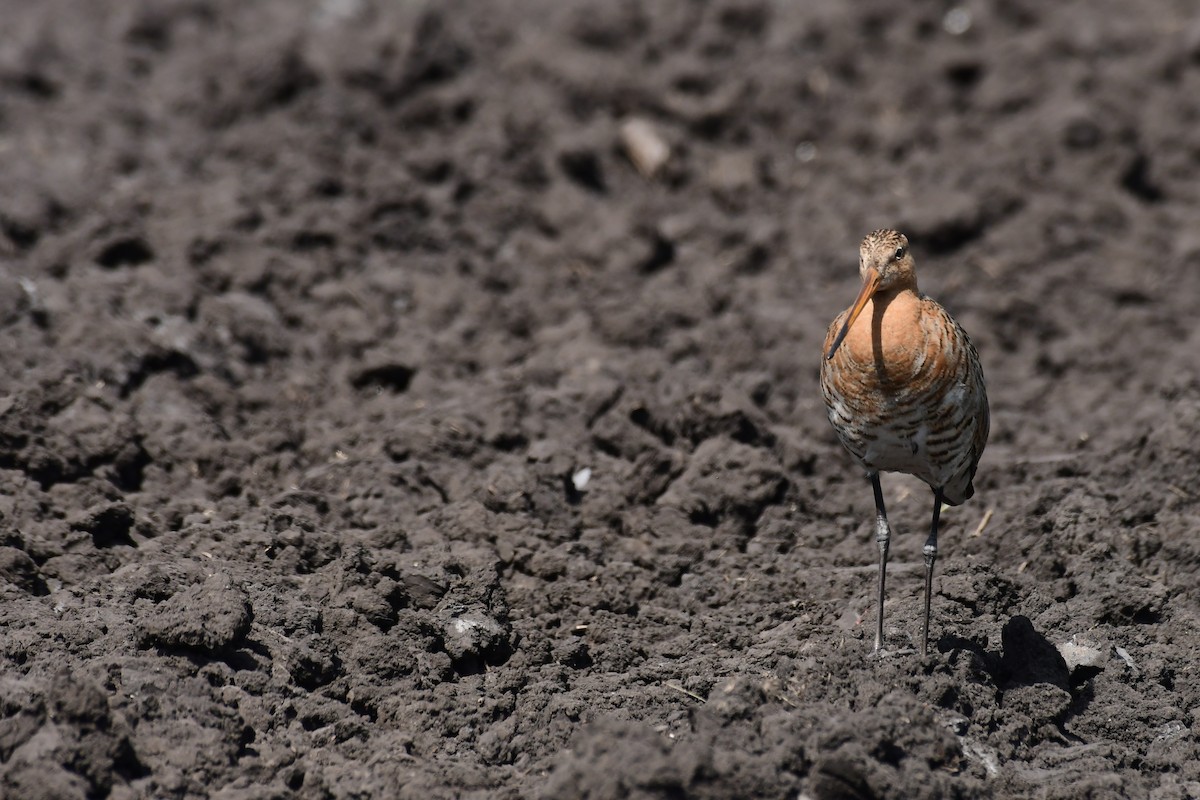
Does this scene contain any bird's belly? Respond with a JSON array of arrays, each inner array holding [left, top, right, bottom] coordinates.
[[837, 415, 936, 483], [862, 423, 929, 473], [826, 381, 971, 487]]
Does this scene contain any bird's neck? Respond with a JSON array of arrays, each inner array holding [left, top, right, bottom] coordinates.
[[872, 284, 919, 313], [843, 287, 924, 367]]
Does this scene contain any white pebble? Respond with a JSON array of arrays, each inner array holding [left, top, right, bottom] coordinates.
[[1115, 646, 1136, 670], [572, 467, 592, 491], [943, 7, 972, 36], [1057, 637, 1108, 671], [619, 118, 671, 178], [794, 141, 818, 163]]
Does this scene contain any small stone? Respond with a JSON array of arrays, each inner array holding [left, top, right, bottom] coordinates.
[[1057, 636, 1109, 672], [619, 118, 670, 178], [571, 467, 592, 492], [442, 611, 510, 672], [943, 7, 972, 36]]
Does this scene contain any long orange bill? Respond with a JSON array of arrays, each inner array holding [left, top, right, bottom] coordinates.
[[825, 267, 881, 360]]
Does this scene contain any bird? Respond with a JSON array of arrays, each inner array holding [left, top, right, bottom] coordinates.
[[820, 229, 989, 656]]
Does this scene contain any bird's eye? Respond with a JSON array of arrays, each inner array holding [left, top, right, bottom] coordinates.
[[893, 246, 906, 260]]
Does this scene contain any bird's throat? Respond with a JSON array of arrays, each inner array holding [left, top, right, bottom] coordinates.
[[841, 289, 925, 377]]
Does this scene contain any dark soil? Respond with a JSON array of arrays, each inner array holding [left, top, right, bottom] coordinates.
[[2, 1, 1199, 798]]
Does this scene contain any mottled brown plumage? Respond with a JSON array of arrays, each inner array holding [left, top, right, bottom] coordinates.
[[820, 229, 989, 655]]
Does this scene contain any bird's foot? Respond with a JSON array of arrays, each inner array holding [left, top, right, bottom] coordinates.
[[870, 644, 917, 659]]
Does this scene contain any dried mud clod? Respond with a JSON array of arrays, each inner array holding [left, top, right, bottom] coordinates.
[[140, 573, 253, 655]]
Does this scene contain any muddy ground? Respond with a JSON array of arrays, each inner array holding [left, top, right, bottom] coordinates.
[[1, 0, 1199, 797]]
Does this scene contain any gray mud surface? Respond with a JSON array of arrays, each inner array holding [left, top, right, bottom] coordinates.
[[1, 1, 1199, 798]]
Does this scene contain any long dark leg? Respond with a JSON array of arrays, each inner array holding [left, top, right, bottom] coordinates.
[[870, 473, 890, 653], [922, 489, 945, 656]]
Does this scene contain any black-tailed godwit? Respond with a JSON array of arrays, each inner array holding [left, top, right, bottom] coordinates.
[[821, 229, 989, 655]]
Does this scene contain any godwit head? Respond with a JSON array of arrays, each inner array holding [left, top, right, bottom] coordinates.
[[825, 229, 918, 360]]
